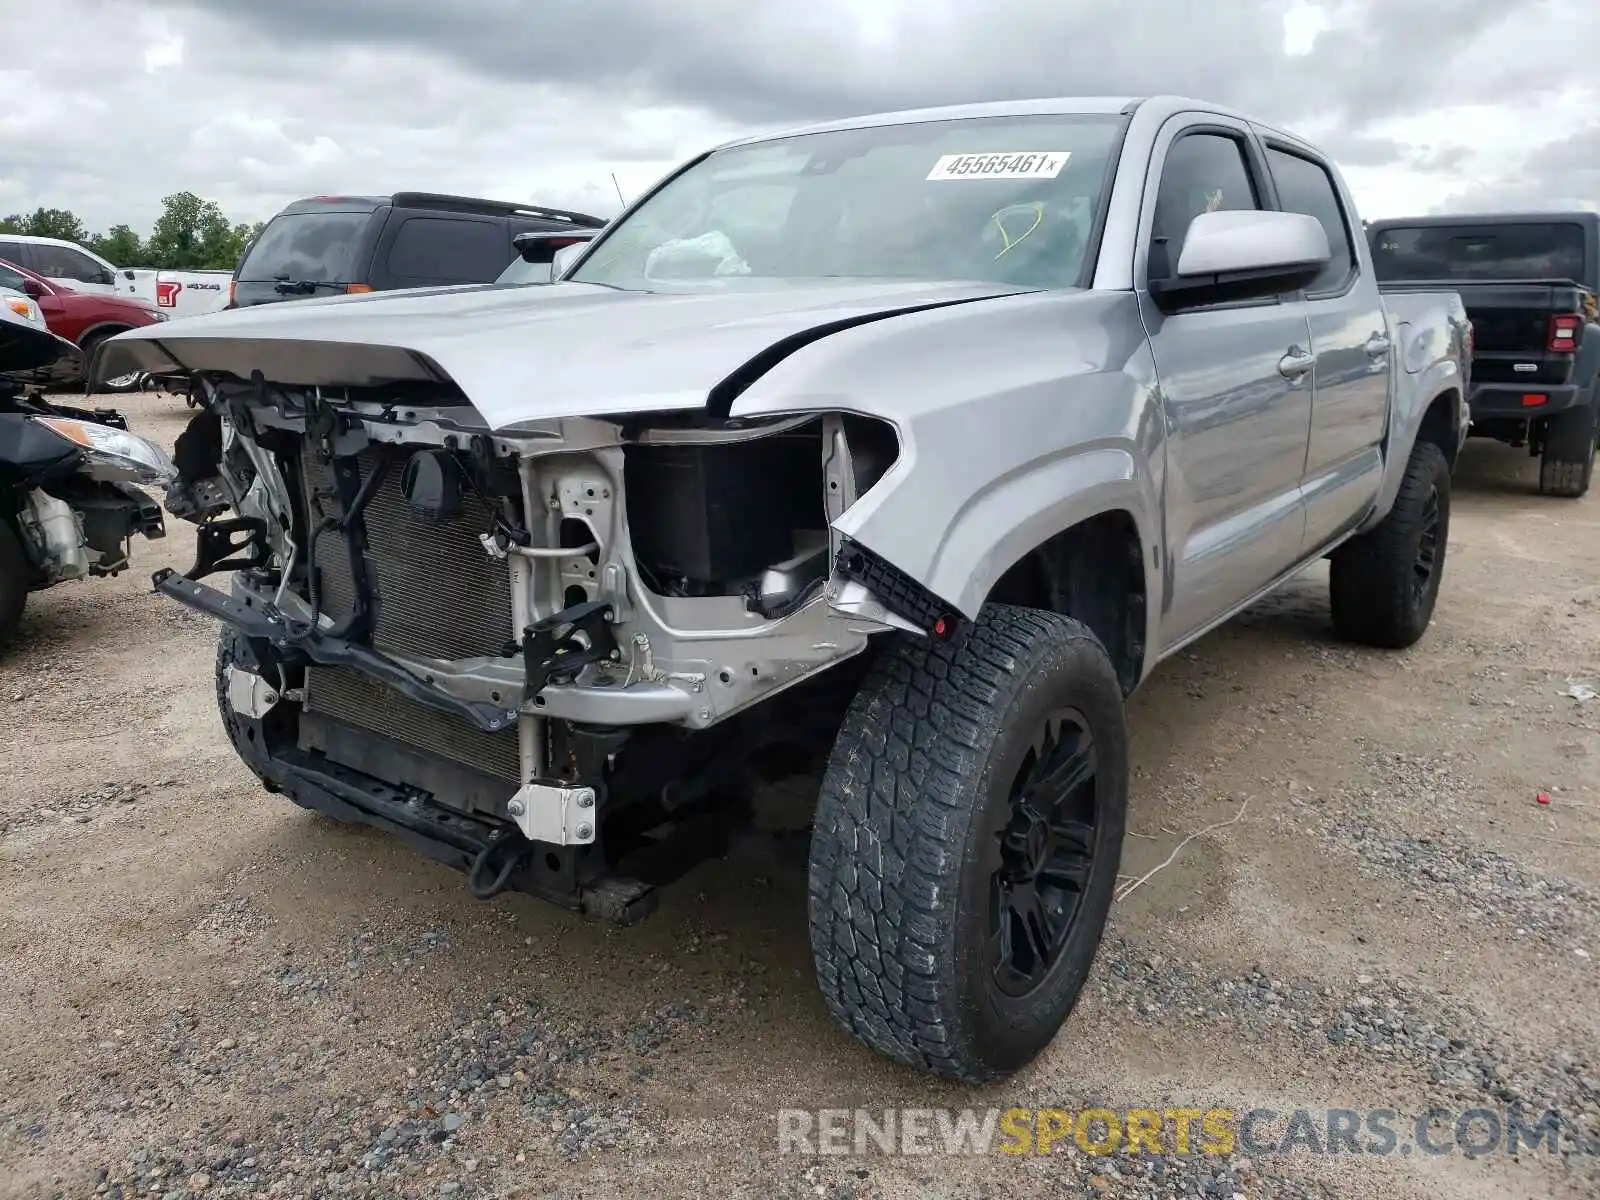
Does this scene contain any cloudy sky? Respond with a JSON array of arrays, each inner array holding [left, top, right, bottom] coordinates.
[[2, 0, 1596, 238]]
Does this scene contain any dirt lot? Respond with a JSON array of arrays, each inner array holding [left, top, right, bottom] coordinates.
[[2, 390, 1597, 1200]]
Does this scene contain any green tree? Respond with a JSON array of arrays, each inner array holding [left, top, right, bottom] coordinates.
[[0, 206, 91, 242], [89, 224, 145, 266], [3, 196, 262, 270], [144, 191, 253, 270]]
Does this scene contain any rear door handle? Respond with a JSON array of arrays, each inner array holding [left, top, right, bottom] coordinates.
[[1365, 333, 1392, 358], [1278, 348, 1316, 380]]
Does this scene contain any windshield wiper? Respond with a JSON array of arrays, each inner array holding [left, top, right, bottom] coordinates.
[[272, 278, 326, 296]]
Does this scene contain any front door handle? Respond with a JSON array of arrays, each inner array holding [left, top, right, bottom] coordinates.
[[1278, 347, 1315, 380], [1365, 333, 1392, 358]]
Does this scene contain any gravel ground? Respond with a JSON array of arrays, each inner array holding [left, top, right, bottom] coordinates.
[[1, 390, 1597, 1199]]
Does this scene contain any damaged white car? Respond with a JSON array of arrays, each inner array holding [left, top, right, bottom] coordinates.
[[99, 95, 1469, 1083]]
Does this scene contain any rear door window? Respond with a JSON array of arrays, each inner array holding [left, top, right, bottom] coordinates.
[[384, 217, 510, 284], [237, 211, 372, 283], [1371, 223, 1587, 282], [0, 240, 25, 268], [1265, 146, 1355, 294]]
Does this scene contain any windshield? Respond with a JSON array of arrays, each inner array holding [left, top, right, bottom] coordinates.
[[1371, 222, 1588, 283], [237, 210, 372, 283], [571, 114, 1124, 292]]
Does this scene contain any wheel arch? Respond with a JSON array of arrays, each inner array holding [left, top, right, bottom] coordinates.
[[983, 506, 1151, 695], [1362, 379, 1467, 535], [75, 321, 134, 349]]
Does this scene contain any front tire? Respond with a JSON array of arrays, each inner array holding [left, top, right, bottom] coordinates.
[[0, 520, 30, 650], [1538, 397, 1598, 498], [1329, 439, 1451, 649], [214, 628, 274, 786], [807, 605, 1129, 1083], [79, 328, 140, 393]]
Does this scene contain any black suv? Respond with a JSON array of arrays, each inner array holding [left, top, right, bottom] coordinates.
[[1369, 211, 1600, 497], [229, 192, 607, 309]]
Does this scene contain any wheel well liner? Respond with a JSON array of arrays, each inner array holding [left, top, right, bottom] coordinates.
[[1416, 389, 1462, 467], [984, 509, 1146, 694]]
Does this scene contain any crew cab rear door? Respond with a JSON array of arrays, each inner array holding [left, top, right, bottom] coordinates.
[[1259, 139, 1389, 549]]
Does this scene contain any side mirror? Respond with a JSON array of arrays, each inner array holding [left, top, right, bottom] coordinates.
[[1150, 210, 1330, 311], [20, 278, 44, 298], [550, 241, 587, 279]]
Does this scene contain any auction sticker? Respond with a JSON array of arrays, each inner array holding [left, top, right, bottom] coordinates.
[[926, 152, 1071, 181]]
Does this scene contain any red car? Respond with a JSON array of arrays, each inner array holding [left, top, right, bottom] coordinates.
[[0, 257, 167, 391]]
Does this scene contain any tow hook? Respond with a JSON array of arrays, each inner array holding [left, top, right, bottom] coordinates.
[[467, 833, 533, 900]]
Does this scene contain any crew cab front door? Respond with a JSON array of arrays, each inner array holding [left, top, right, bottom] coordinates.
[[1138, 120, 1314, 649]]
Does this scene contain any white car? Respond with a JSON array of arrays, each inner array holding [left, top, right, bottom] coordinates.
[[0, 235, 121, 295]]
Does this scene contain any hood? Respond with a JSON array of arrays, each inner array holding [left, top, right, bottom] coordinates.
[[0, 302, 80, 373], [95, 277, 1032, 429]]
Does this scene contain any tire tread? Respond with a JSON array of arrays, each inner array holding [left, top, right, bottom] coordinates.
[[1330, 440, 1450, 649], [807, 604, 1120, 1082], [1538, 397, 1598, 498]]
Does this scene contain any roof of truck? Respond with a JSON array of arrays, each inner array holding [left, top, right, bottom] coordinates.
[[705, 94, 1309, 152], [713, 96, 1145, 152]]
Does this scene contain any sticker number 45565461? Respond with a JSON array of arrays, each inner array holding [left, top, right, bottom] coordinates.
[[926, 152, 1071, 181]]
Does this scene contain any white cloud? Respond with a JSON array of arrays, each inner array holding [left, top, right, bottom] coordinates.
[[0, 0, 1594, 240]]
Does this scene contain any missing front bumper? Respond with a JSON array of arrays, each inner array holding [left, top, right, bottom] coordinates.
[[153, 568, 700, 731]]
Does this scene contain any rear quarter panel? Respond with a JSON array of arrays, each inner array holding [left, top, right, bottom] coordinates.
[[1362, 288, 1470, 531]]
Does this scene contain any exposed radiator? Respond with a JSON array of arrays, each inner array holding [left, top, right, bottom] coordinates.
[[297, 445, 522, 784], [304, 665, 521, 783], [300, 446, 514, 661]]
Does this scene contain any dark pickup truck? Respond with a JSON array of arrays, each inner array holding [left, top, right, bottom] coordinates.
[[1368, 211, 1600, 497]]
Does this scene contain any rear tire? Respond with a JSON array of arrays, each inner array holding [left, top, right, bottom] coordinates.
[[1329, 440, 1451, 649], [807, 604, 1129, 1083], [1538, 397, 1598, 498], [0, 520, 29, 650]]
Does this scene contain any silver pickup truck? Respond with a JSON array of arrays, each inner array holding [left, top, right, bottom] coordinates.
[[102, 94, 1469, 1084]]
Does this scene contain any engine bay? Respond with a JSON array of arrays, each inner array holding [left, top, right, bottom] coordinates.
[[150, 378, 950, 915]]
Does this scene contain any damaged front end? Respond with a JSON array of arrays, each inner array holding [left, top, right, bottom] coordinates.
[[159, 373, 956, 921]]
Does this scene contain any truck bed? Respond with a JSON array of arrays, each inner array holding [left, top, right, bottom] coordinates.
[[1380, 277, 1592, 393]]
